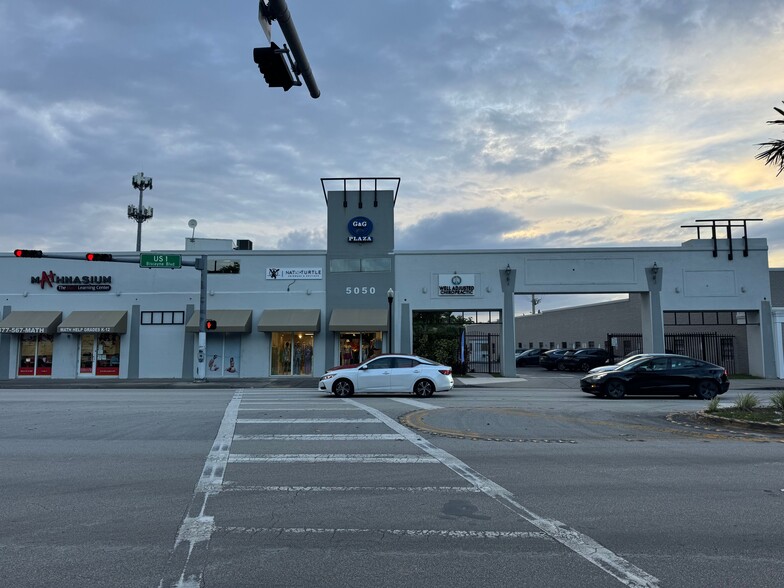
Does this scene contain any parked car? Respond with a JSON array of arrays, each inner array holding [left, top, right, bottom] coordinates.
[[516, 348, 549, 367], [319, 354, 454, 397], [558, 348, 611, 372], [539, 348, 570, 370], [587, 353, 655, 374], [580, 354, 730, 399]]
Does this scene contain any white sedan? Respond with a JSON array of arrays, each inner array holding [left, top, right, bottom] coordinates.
[[319, 354, 454, 397]]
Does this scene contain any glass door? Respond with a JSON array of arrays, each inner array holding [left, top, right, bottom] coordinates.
[[79, 334, 96, 375], [79, 333, 121, 377]]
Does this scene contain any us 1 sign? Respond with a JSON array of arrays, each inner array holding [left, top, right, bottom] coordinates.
[[139, 253, 182, 269]]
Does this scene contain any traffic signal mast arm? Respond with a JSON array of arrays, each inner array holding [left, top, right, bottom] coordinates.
[[257, 0, 319, 98]]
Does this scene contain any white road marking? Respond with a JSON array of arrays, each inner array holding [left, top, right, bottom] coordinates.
[[217, 526, 549, 540], [345, 398, 661, 588], [236, 418, 379, 424], [220, 485, 481, 493], [233, 434, 404, 440], [392, 398, 444, 409], [159, 391, 243, 588], [238, 407, 361, 411], [228, 453, 440, 464]]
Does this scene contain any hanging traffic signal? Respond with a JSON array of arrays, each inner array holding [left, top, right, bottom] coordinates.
[[205, 319, 218, 331], [14, 249, 43, 258], [85, 253, 113, 262], [253, 42, 295, 91]]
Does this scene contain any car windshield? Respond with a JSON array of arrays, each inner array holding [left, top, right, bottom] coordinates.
[[615, 357, 655, 372]]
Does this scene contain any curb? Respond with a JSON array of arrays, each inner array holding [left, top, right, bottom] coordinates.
[[695, 410, 784, 432]]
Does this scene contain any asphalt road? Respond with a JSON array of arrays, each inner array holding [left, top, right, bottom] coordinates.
[[1, 378, 782, 588]]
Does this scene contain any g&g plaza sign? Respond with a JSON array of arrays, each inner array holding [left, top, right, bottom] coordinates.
[[347, 216, 374, 243]]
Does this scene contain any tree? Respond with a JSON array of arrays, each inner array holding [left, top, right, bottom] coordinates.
[[756, 102, 784, 176], [412, 311, 473, 374]]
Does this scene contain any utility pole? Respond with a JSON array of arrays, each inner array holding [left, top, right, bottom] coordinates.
[[531, 294, 542, 314]]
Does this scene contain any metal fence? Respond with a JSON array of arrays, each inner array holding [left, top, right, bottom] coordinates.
[[464, 332, 500, 374], [606, 332, 737, 374]]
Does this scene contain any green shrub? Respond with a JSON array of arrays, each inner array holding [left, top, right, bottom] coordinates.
[[770, 390, 784, 412], [706, 396, 720, 413], [734, 393, 759, 412]]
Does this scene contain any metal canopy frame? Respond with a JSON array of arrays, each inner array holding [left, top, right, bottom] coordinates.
[[321, 177, 401, 208], [680, 218, 763, 260]]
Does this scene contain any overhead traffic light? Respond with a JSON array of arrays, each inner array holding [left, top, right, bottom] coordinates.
[[253, 42, 295, 91], [85, 253, 113, 262], [14, 249, 43, 258], [205, 319, 218, 331]]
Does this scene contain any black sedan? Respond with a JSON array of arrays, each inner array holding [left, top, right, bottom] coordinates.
[[580, 354, 730, 399], [516, 348, 549, 367], [539, 348, 569, 370], [558, 348, 610, 372]]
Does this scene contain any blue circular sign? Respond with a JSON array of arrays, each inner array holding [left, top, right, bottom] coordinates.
[[347, 216, 373, 239]]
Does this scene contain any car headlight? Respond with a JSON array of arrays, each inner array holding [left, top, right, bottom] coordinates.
[[320, 373, 336, 381]]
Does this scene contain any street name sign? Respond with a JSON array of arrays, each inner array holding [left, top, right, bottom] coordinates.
[[140, 253, 182, 269]]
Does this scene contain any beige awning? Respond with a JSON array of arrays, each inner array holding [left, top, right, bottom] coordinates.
[[258, 309, 320, 333], [185, 309, 253, 333], [0, 311, 62, 334], [329, 308, 388, 332], [58, 310, 128, 334]]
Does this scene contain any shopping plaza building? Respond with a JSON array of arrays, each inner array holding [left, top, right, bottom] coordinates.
[[1, 179, 781, 381]]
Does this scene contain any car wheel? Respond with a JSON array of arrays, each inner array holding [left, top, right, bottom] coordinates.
[[333, 379, 353, 397], [414, 379, 435, 397], [604, 379, 626, 399], [695, 380, 719, 400], [579, 361, 591, 372], [557, 361, 567, 371]]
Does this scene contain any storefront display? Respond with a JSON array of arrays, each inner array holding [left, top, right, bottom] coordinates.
[[17, 334, 53, 377], [271, 332, 314, 375], [339, 331, 381, 366]]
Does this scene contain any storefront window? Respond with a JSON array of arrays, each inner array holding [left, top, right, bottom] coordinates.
[[18, 334, 53, 377], [271, 332, 314, 375], [206, 334, 241, 377], [79, 333, 121, 376], [339, 332, 381, 366]]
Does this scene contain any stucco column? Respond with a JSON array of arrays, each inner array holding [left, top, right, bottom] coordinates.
[[400, 302, 412, 354], [641, 264, 665, 353], [772, 309, 784, 379], [0, 305, 10, 380], [499, 266, 517, 377]]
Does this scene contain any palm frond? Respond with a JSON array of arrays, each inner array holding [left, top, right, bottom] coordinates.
[[756, 139, 784, 175]]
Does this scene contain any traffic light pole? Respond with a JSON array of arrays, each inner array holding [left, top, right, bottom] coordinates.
[[15, 250, 211, 381], [195, 255, 208, 381]]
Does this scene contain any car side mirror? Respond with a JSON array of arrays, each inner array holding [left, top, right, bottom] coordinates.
[[358, 365, 368, 371]]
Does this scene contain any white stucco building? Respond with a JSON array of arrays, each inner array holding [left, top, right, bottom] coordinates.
[[0, 179, 779, 380]]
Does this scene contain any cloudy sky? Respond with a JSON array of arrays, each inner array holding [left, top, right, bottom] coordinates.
[[2, 0, 783, 311]]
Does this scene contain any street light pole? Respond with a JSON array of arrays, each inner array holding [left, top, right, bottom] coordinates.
[[387, 288, 394, 353], [128, 172, 153, 252]]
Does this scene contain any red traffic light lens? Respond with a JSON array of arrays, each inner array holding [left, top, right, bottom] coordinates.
[[205, 320, 218, 331], [85, 253, 112, 261], [14, 249, 43, 258]]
